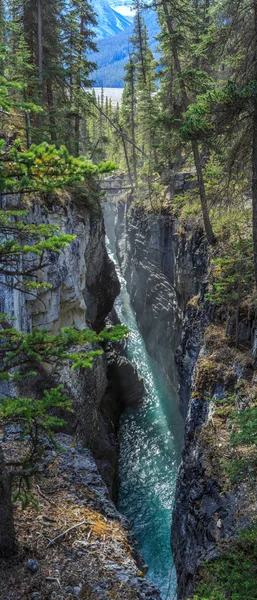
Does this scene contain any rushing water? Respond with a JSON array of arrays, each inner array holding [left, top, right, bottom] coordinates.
[[106, 241, 184, 599]]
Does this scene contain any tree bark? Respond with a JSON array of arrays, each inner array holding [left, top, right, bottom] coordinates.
[[121, 130, 133, 187], [192, 141, 216, 245], [130, 60, 138, 183], [37, 0, 43, 90], [46, 81, 56, 143], [0, 0, 4, 77], [74, 14, 84, 156], [0, 447, 16, 556], [135, 0, 147, 84], [253, 0, 257, 288]]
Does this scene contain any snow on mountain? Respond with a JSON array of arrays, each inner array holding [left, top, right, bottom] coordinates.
[[109, 0, 135, 17], [91, 0, 159, 86], [93, 0, 133, 39], [111, 5, 135, 17]]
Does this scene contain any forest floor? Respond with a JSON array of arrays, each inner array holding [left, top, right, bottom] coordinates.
[[0, 431, 157, 600]]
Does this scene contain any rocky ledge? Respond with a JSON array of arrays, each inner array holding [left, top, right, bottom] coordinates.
[[0, 431, 161, 600]]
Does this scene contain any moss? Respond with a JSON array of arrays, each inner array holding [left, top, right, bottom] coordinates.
[[194, 357, 225, 398], [188, 294, 200, 307], [221, 454, 257, 486]]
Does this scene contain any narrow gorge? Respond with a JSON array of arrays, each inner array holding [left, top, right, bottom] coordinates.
[[2, 172, 257, 600], [1, 0, 257, 599], [103, 176, 257, 600], [103, 178, 209, 596], [0, 182, 214, 599]]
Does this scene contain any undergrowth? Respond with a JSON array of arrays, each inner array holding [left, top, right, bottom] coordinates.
[[193, 526, 257, 600]]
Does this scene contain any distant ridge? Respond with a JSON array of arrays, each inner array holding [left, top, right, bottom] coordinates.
[[93, 0, 132, 38], [91, 3, 159, 87]]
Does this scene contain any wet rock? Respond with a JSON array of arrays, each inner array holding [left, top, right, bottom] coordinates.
[[175, 302, 209, 419], [27, 559, 39, 573], [106, 345, 145, 408]]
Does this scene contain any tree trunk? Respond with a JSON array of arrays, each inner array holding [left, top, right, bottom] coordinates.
[[130, 62, 137, 183], [74, 14, 84, 157], [253, 0, 257, 288], [135, 1, 146, 84], [0, 447, 15, 556], [121, 130, 133, 187], [74, 113, 80, 156], [25, 113, 32, 148], [37, 0, 43, 90], [192, 141, 216, 244], [0, 0, 4, 77], [46, 81, 56, 143]]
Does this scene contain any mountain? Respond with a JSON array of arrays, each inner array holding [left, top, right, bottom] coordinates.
[[91, 3, 159, 87], [93, 0, 133, 38], [109, 0, 135, 17]]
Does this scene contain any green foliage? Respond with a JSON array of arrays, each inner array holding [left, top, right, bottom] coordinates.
[[180, 81, 257, 142], [0, 140, 116, 195], [231, 407, 257, 447], [194, 526, 257, 600], [0, 322, 129, 379], [0, 386, 72, 461], [0, 0, 126, 527], [221, 456, 257, 485], [13, 484, 40, 511], [207, 235, 254, 309], [0, 322, 128, 474]]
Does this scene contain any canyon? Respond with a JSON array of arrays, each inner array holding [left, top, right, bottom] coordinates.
[[1, 181, 256, 599]]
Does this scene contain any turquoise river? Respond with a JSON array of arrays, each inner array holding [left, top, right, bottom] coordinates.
[[107, 241, 184, 599]]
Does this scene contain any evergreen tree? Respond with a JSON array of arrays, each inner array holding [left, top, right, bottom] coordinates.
[[122, 56, 138, 183], [158, 0, 216, 243], [0, 16, 124, 553], [62, 0, 97, 155]]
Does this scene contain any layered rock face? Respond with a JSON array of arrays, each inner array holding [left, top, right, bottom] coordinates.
[[105, 189, 257, 600], [104, 191, 207, 407], [171, 302, 257, 600], [105, 186, 251, 600], [0, 194, 145, 494], [0, 196, 122, 489], [0, 193, 161, 599]]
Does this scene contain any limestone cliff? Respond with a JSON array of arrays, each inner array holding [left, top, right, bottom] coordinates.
[[0, 192, 159, 600], [104, 186, 207, 406], [0, 194, 121, 486], [104, 181, 257, 600], [172, 302, 257, 599]]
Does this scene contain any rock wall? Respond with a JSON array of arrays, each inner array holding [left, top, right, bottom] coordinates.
[[105, 185, 256, 600], [0, 194, 143, 494], [171, 306, 257, 599], [104, 181, 257, 600], [104, 191, 208, 410], [0, 192, 161, 599], [105, 188, 257, 599]]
